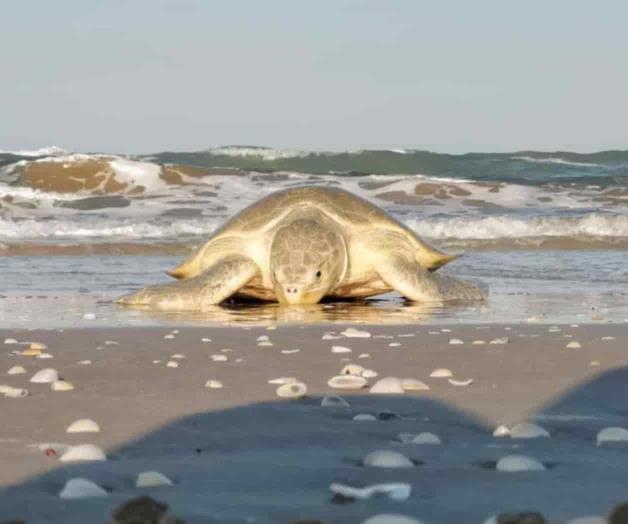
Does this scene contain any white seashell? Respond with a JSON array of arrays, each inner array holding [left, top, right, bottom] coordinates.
[[171, 330, 179, 334], [596, 426, 628, 446], [164, 334, 175, 339], [104, 340, 119, 345], [257, 341, 273, 346], [388, 342, 401, 347], [490, 337, 509, 344], [136, 470, 173, 487], [358, 353, 371, 358], [566, 341, 582, 349], [496, 454, 545, 472], [281, 348, 300, 354], [66, 419, 100, 433], [321, 395, 350, 408], [60, 444, 107, 462], [8, 366, 26, 375], [510, 422, 550, 439], [332, 345, 351, 353], [205, 380, 223, 389], [77, 360, 92, 365], [37, 353, 54, 359], [276, 382, 307, 398], [170, 353, 186, 359], [4, 338, 18, 344], [2, 386, 28, 398], [210, 354, 227, 362], [51, 380, 74, 391], [82, 313, 96, 320], [564, 517, 607, 524], [353, 414, 377, 421], [472, 340, 486, 345], [370, 377, 404, 394], [322, 333, 341, 340], [29, 342, 47, 350], [363, 450, 414, 468], [493, 425, 511, 437], [398, 333, 415, 338], [166, 360, 179, 368], [362, 514, 425, 524], [152, 360, 162, 364], [361, 368, 378, 378], [327, 375, 367, 389], [268, 377, 297, 385], [59, 478, 108, 499], [430, 368, 453, 378], [330, 482, 411, 501], [201, 337, 212, 342], [341, 327, 371, 338], [448, 378, 473, 386], [404, 432, 442, 445], [449, 338, 464, 345], [601, 336, 615, 341], [30, 368, 59, 383], [341, 363, 365, 375], [256, 335, 269, 341], [400, 378, 430, 391]]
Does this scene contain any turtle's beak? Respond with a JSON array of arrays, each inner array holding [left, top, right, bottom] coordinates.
[[276, 285, 323, 305]]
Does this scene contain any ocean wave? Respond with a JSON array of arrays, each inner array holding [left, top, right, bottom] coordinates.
[[0, 146, 67, 157], [511, 156, 600, 167], [208, 146, 308, 160]]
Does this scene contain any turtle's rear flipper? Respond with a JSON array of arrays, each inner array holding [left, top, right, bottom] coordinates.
[[117, 256, 259, 311]]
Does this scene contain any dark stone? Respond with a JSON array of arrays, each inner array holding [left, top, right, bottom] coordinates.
[[110, 496, 185, 524], [497, 512, 546, 524], [610, 502, 628, 524]]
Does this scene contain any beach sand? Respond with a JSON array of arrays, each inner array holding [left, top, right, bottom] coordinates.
[[1, 324, 627, 523]]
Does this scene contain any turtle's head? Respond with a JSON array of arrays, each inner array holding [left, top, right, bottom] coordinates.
[[270, 219, 347, 305]]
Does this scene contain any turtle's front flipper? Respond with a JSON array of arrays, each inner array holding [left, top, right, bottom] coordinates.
[[117, 255, 259, 310], [376, 253, 485, 303]]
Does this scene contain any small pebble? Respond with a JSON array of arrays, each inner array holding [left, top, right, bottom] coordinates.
[[472, 340, 486, 345], [29, 342, 47, 350], [170, 353, 186, 359], [341, 363, 365, 375], [493, 425, 511, 437], [37, 353, 54, 359]]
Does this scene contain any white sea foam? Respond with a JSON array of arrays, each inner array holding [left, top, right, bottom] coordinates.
[[511, 156, 599, 167], [209, 146, 307, 160], [0, 146, 67, 157]]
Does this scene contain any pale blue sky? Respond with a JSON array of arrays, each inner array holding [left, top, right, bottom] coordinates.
[[2, 0, 627, 153]]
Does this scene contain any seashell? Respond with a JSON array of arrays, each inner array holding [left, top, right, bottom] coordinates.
[[449, 338, 464, 345], [104, 340, 119, 345], [370, 376, 404, 394], [257, 341, 273, 346], [210, 354, 227, 362], [566, 341, 582, 349], [166, 360, 179, 368], [353, 414, 377, 421], [388, 342, 401, 347], [332, 345, 351, 353], [363, 449, 414, 468], [362, 515, 425, 524], [30, 368, 59, 383], [2, 386, 28, 398], [361, 368, 378, 378], [472, 340, 486, 345], [29, 342, 47, 350], [163, 334, 175, 339], [400, 432, 441, 445], [22, 348, 42, 356], [490, 337, 509, 344], [493, 425, 511, 437], [448, 378, 473, 387], [82, 313, 96, 320], [256, 335, 269, 341], [322, 332, 340, 340], [564, 517, 607, 524], [37, 353, 54, 359], [601, 336, 615, 341], [170, 353, 186, 359], [341, 327, 371, 338], [281, 348, 300, 354], [136, 470, 174, 487], [51, 380, 74, 391], [510, 422, 550, 439], [8, 365, 26, 375], [268, 377, 297, 385], [496, 454, 545, 472], [77, 360, 92, 365], [596, 426, 628, 446], [330, 482, 411, 501], [59, 478, 108, 499], [4, 338, 18, 344], [205, 380, 224, 389], [430, 368, 452, 378], [327, 375, 367, 389], [276, 382, 307, 399], [201, 337, 212, 342], [321, 395, 350, 408], [341, 363, 365, 375], [400, 378, 430, 391], [66, 419, 100, 433], [60, 444, 107, 462]]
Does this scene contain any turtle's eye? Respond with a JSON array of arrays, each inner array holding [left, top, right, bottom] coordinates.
[[315, 270, 322, 279]]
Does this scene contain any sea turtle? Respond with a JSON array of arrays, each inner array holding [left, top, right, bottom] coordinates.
[[117, 187, 484, 309]]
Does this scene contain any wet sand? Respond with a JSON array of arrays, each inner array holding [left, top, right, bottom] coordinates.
[[1, 324, 628, 523]]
